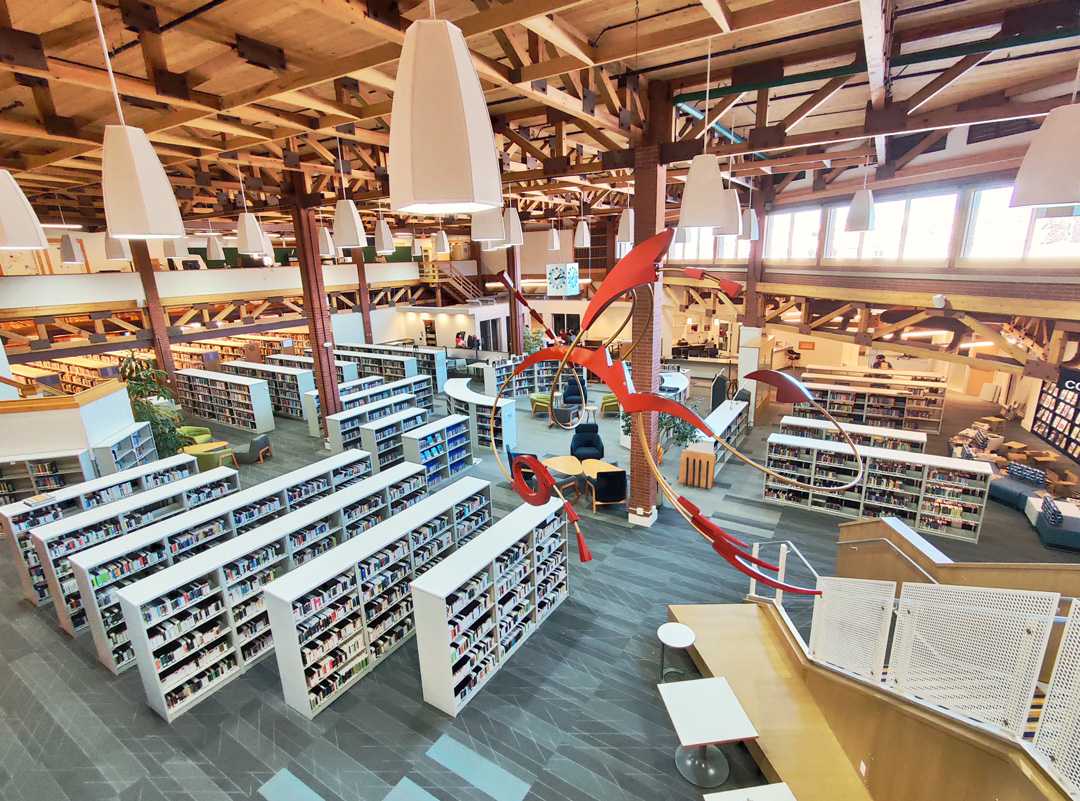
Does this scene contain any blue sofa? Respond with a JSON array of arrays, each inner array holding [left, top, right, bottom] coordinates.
[[1036, 511, 1080, 552], [989, 463, 1047, 511]]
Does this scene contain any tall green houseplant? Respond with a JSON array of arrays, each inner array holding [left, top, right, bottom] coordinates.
[[118, 353, 186, 456]]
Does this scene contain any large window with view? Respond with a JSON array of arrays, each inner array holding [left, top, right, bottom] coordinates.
[[667, 227, 751, 262], [764, 209, 821, 261], [822, 192, 957, 263], [963, 185, 1080, 262]]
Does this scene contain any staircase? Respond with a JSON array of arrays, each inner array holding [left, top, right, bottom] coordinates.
[[419, 261, 482, 303]]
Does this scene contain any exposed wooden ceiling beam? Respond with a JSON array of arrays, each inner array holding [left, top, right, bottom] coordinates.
[[905, 53, 987, 113], [519, 14, 595, 65], [781, 73, 853, 130], [700, 0, 736, 32], [856, 0, 895, 162]]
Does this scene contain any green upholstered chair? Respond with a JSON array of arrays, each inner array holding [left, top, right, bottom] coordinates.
[[177, 425, 213, 444], [600, 393, 620, 416], [193, 447, 238, 472], [529, 392, 552, 417]]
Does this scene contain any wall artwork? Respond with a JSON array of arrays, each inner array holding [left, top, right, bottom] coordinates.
[[546, 262, 580, 296]]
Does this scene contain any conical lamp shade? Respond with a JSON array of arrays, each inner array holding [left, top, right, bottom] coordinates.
[[164, 239, 188, 259], [0, 171, 46, 250], [1011, 104, 1080, 208], [435, 229, 450, 255], [616, 208, 634, 243], [547, 226, 560, 251], [679, 154, 726, 230], [102, 125, 184, 239], [389, 18, 501, 214], [411, 237, 423, 258], [59, 234, 83, 265], [104, 235, 131, 260], [481, 239, 499, 252], [716, 188, 742, 236], [846, 188, 875, 232], [674, 226, 688, 244], [262, 232, 276, 264], [236, 212, 264, 253], [374, 216, 395, 255], [470, 206, 505, 242], [318, 226, 335, 258], [206, 236, 226, 261], [574, 219, 590, 249], [333, 199, 367, 250], [503, 207, 524, 247], [738, 208, 760, 241]]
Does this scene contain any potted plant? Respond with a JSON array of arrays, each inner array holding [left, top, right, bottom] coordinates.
[[118, 353, 186, 456]]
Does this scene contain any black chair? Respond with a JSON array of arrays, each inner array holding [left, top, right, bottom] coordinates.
[[549, 405, 580, 429], [733, 388, 751, 403], [586, 469, 627, 512], [236, 434, 272, 465], [562, 368, 587, 406], [570, 423, 604, 461], [506, 449, 539, 488]]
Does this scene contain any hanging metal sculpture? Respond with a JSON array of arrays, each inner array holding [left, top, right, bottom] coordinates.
[[489, 227, 865, 595]]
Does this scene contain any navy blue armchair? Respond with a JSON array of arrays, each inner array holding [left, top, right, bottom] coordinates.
[[570, 423, 604, 461]]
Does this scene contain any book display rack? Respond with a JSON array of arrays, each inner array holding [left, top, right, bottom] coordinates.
[[328, 350, 419, 382], [681, 400, 750, 478], [1, 454, 196, 607], [1032, 381, 1080, 460], [0, 449, 96, 516], [68, 451, 371, 675], [402, 415, 473, 488], [412, 498, 568, 716], [31, 467, 240, 634], [175, 368, 275, 433], [116, 462, 426, 721], [262, 477, 491, 718], [763, 433, 992, 542]]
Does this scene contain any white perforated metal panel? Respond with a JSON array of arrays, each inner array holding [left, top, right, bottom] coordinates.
[[888, 583, 1059, 738], [809, 576, 895, 681], [1035, 600, 1080, 796]]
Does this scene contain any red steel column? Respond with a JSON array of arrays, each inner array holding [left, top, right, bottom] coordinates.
[[627, 79, 672, 527], [131, 240, 177, 385], [288, 171, 342, 434]]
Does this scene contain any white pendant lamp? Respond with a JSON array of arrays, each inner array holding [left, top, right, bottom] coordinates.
[[0, 171, 47, 250], [1011, 68, 1080, 208], [503, 206, 524, 248], [206, 235, 226, 262], [105, 234, 132, 261], [389, 7, 501, 214], [674, 226, 688, 244], [716, 184, 742, 236], [333, 199, 367, 250], [679, 154, 726, 231], [547, 223, 560, 251], [739, 208, 760, 241], [470, 206, 505, 242], [846, 156, 876, 232], [616, 207, 634, 245], [164, 238, 188, 259], [411, 236, 424, 258], [262, 232, 276, 264], [236, 212, 264, 253], [435, 228, 450, 255], [59, 234, 83, 265], [574, 219, 591, 249], [374, 214, 395, 255], [86, 0, 182, 240], [318, 226, 336, 258]]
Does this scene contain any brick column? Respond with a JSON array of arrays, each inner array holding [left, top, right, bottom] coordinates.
[[506, 244, 523, 355], [131, 240, 177, 385], [288, 171, 342, 434], [352, 249, 373, 344]]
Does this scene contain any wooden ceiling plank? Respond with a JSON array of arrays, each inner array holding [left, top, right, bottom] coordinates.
[[905, 53, 988, 114], [289, 0, 406, 45], [781, 73, 852, 130], [700, 0, 736, 33], [683, 92, 742, 140], [519, 14, 595, 65]]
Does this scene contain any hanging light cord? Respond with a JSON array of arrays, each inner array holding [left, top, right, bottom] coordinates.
[[335, 137, 349, 199], [238, 170, 249, 212], [88, 0, 126, 126], [702, 37, 712, 155]]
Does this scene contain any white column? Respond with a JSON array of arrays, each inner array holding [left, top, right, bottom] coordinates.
[[738, 325, 762, 425]]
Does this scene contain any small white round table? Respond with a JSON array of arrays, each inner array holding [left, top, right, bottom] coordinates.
[[657, 622, 696, 682]]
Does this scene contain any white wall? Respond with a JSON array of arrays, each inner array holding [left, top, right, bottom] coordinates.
[[477, 231, 574, 279], [0, 384, 134, 457]]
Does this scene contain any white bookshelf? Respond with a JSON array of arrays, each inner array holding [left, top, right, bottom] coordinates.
[[263, 477, 492, 718], [188, 337, 252, 361], [267, 354, 360, 384], [793, 381, 943, 434], [233, 334, 285, 359], [682, 400, 750, 476], [93, 421, 159, 475], [326, 394, 419, 453], [800, 363, 947, 383], [358, 408, 429, 471], [301, 376, 385, 437], [329, 350, 419, 382], [336, 342, 448, 392], [762, 433, 992, 542], [221, 360, 316, 420], [175, 368, 276, 433], [1, 454, 196, 607], [412, 498, 568, 716], [116, 461, 426, 722], [69, 451, 371, 675], [169, 345, 213, 371], [402, 415, 473, 489], [31, 467, 241, 635], [778, 415, 927, 452], [445, 378, 517, 454], [29, 356, 119, 394], [480, 357, 531, 399]]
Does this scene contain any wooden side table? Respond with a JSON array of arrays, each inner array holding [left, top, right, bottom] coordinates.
[[680, 446, 716, 489]]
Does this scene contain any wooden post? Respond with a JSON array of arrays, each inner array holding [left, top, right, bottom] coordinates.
[[352, 248, 373, 344], [627, 79, 672, 528], [744, 185, 766, 327], [130, 240, 177, 385], [507, 244, 524, 355], [287, 171, 342, 434]]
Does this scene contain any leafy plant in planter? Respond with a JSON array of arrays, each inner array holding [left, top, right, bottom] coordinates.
[[118, 353, 186, 456], [620, 404, 701, 448]]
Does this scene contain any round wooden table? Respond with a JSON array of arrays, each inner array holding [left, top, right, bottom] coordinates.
[[542, 455, 583, 476], [581, 459, 621, 479], [183, 440, 230, 455]]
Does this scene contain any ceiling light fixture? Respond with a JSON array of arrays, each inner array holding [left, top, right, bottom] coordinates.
[[105, 234, 132, 261], [547, 220, 560, 251], [59, 234, 83, 265], [1011, 62, 1080, 208], [574, 189, 590, 248], [333, 137, 367, 250], [470, 205, 505, 242], [207, 234, 226, 262], [503, 206, 524, 248], [616, 207, 634, 245], [41, 223, 83, 230], [89, 0, 184, 240], [374, 209, 395, 255], [388, 1, 501, 214], [846, 154, 876, 232], [411, 232, 424, 258], [739, 181, 760, 241], [435, 226, 450, 256], [164, 238, 188, 260], [318, 226, 336, 258]]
